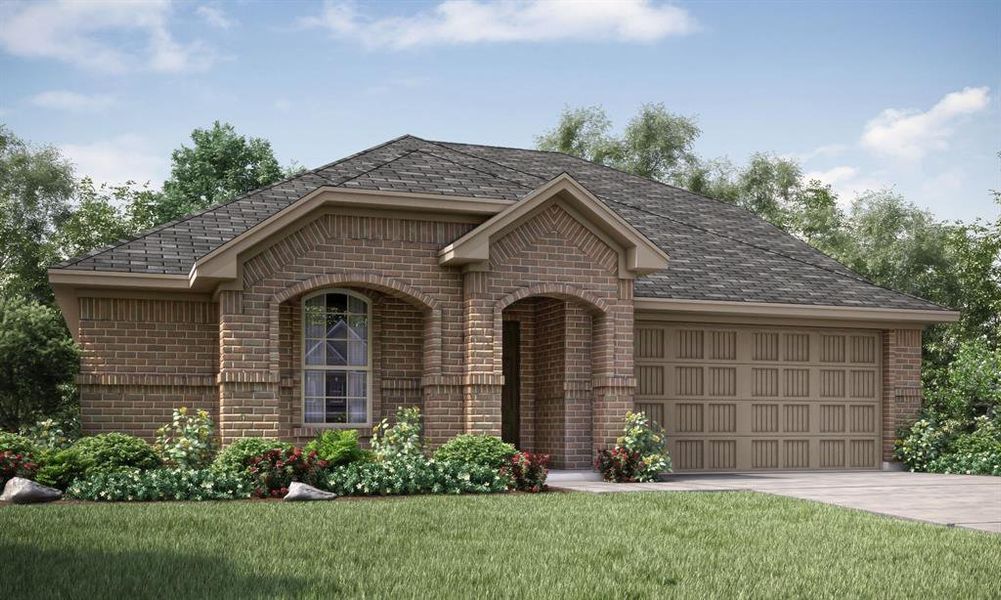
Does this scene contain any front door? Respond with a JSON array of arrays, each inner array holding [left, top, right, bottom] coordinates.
[[501, 320, 521, 447]]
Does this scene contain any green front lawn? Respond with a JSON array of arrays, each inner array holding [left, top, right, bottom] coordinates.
[[2, 492, 999, 599]]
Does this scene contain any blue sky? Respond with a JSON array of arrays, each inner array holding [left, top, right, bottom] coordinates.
[[1, 0, 997, 222]]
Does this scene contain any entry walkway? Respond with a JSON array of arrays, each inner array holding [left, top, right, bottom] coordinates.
[[548, 471, 1001, 533]]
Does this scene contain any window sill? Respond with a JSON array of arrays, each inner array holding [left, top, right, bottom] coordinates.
[[294, 423, 372, 437]]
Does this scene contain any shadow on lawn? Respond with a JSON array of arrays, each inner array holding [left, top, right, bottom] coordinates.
[[0, 542, 317, 599]]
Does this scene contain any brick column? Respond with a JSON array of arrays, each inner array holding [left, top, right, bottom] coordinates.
[[591, 279, 636, 458], [882, 328, 923, 463], [218, 290, 280, 444], [462, 271, 502, 436]]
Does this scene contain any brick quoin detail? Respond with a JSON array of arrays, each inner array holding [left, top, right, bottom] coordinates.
[[882, 328, 923, 462]]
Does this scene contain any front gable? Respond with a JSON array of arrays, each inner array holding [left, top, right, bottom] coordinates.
[[438, 174, 669, 278]]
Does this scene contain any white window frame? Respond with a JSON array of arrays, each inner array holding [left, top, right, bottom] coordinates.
[[301, 288, 373, 428]]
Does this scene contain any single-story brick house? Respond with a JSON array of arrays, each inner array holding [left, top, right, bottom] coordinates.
[[48, 135, 957, 471]]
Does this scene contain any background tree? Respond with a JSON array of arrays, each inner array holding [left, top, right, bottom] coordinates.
[[154, 121, 286, 225], [0, 127, 74, 303], [50, 178, 151, 261]]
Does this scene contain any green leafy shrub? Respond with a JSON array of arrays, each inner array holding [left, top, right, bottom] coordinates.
[[304, 429, 369, 466], [247, 447, 328, 498], [67, 468, 253, 502], [18, 416, 80, 453], [212, 438, 293, 475], [371, 406, 423, 460], [596, 411, 671, 482], [0, 431, 38, 457], [1, 450, 38, 487], [35, 448, 92, 489], [433, 434, 515, 469], [505, 451, 549, 492], [71, 433, 160, 474], [323, 456, 509, 496], [0, 298, 80, 431], [155, 407, 216, 469]]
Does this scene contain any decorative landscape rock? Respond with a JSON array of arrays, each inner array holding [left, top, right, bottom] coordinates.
[[283, 482, 337, 501], [1, 477, 62, 504]]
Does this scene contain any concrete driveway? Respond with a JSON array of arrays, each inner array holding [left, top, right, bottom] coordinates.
[[549, 471, 1001, 533]]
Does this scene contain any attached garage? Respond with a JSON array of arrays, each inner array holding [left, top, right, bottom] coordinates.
[[634, 322, 882, 472]]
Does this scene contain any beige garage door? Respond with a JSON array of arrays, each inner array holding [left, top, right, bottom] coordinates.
[[634, 323, 882, 471]]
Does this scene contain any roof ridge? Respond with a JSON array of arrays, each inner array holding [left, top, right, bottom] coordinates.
[[413, 146, 537, 191]]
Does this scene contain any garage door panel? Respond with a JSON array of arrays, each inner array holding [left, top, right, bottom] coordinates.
[[635, 323, 882, 472]]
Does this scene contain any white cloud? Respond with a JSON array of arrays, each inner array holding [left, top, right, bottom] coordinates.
[[861, 86, 991, 161], [31, 90, 117, 112], [60, 135, 168, 187], [196, 5, 233, 30], [0, 0, 217, 73], [804, 165, 888, 208], [300, 0, 698, 49]]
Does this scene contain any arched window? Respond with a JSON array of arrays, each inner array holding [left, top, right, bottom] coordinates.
[[302, 289, 371, 425]]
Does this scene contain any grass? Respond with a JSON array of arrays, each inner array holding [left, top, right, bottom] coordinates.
[[2, 491, 999, 599]]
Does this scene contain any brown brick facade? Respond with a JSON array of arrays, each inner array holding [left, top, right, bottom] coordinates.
[[881, 328, 923, 462], [71, 201, 927, 470]]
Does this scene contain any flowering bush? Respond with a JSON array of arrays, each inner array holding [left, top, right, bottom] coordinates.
[[323, 456, 510, 496], [71, 433, 160, 474], [505, 451, 549, 492], [155, 407, 216, 469], [67, 468, 253, 501], [371, 406, 423, 460], [595, 411, 671, 482], [1, 450, 38, 487], [246, 447, 328, 498], [212, 437, 293, 475], [19, 416, 80, 453], [304, 429, 370, 466]]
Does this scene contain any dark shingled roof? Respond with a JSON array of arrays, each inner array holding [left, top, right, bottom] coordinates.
[[54, 135, 948, 312]]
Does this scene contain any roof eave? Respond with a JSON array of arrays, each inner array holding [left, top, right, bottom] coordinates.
[[634, 297, 960, 324]]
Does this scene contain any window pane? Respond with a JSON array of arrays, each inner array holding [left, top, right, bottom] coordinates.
[[326, 293, 347, 312], [347, 341, 367, 366], [348, 371, 367, 397], [305, 371, 324, 396], [305, 339, 324, 365], [326, 339, 347, 366], [348, 295, 367, 314], [348, 398, 367, 424], [325, 398, 346, 423], [326, 372, 346, 397], [304, 398, 324, 423], [348, 316, 367, 340], [326, 313, 348, 339]]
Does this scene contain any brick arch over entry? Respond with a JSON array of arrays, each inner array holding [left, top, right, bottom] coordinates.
[[495, 283, 610, 315], [267, 272, 443, 376]]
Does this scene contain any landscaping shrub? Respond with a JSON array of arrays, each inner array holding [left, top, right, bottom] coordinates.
[[595, 411, 671, 482], [71, 433, 160, 474], [212, 437, 293, 475], [155, 407, 216, 469], [896, 338, 1001, 476], [0, 431, 38, 457], [433, 434, 515, 469], [323, 456, 510, 496], [505, 451, 550, 492], [371, 406, 423, 460], [247, 447, 328, 498], [1, 450, 38, 487], [67, 468, 253, 502], [18, 416, 80, 453], [304, 429, 370, 466], [34, 447, 92, 489]]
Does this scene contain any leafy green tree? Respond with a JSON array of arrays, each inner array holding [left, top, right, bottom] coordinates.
[[0, 297, 79, 430], [50, 178, 153, 261], [0, 126, 74, 302], [154, 121, 285, 225], [537, 103, 700, 182]]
